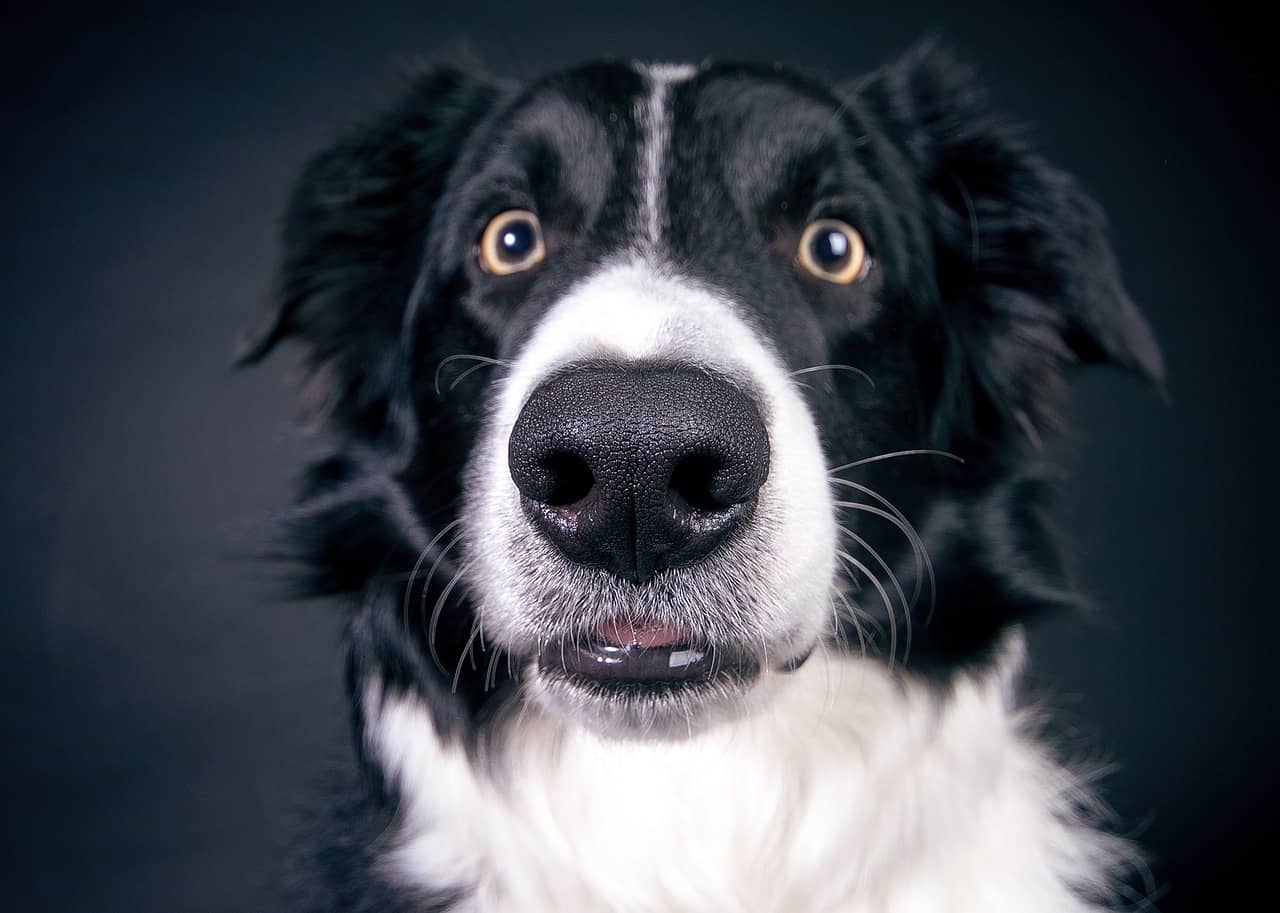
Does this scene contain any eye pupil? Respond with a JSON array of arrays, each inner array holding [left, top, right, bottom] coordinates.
[[500, 222, 534, 258], [812, 229, 849, 266]]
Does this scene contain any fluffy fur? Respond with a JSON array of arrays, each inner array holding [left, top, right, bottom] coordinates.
[[370, 637, 1140, 913], [244, 42, 1162, 912]]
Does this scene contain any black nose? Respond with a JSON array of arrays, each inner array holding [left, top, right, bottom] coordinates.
[[508, 364, 770, 583]]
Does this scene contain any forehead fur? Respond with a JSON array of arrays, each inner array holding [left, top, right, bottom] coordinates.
[[458, 60, 878, 208], [428, 59, 918, 345]]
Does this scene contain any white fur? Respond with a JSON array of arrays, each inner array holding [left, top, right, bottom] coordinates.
[[635, 62, 697, 251], [370, 632, 1130, 912], [469, 257, 837, 661]]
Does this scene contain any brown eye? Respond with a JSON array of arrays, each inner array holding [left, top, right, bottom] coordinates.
[[478, 209, 545, 275], [797, 219, 868, 284]]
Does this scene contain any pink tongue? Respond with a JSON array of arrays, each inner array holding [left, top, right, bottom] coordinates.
[[597, 620, 685, 649]]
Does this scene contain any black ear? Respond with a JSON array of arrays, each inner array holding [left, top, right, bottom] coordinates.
[[238, 65, 498, 436], [853, 42, 1164, 441]]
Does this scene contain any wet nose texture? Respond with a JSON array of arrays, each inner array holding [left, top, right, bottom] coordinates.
[[507, 364, 770, 583]]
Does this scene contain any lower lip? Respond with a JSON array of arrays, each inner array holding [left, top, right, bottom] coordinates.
[[538, 629, 760, 688], [543, 640, 715, 683]]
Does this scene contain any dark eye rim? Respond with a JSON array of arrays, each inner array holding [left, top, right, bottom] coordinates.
[[796, 218, 869, 285], [478, 209, 546, 276]]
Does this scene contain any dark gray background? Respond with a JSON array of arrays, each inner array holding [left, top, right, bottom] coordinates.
[[2, 2, 1274, 911]]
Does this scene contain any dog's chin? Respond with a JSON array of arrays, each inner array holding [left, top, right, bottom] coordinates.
[[523, 625, 812, 739]]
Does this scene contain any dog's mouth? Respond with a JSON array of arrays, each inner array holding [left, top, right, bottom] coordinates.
[[530, 618, 813, 737], [539, 620, 756, 687]]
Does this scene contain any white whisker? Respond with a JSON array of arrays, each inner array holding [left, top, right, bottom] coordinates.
[[402, 519, 464, 631], [832, 479, 936, 615], [417, 532, 465, 631], [428, 563, 469, 674], [828, 449, 963, 475], [452, 620, 484, 693], [789, 363, 875, 389], [433, 353, 511, 397], [836, 548, 900, 669], [831, 586, 869, 658], [837, 524, 913, 666]]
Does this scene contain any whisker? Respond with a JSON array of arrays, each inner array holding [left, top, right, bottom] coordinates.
[[789, 364, 875, 389], [827, 596, 848, 652], [831, 586, 869, 658], [417, 531, 465, 632], [833, 481, 937, 621], [485, 644, 504, 692], [433, 354, 511, 397], [828, 449, 963, 475], [428, 563, 469, 674], [836, 548, 899, 669], [402, 519, 464, 631], [837, 524, 913, 666], [452, 620, 484, 693], [448, 360, 506, 392], [833, 498, 924, 603], [469, 612, 483, 672]]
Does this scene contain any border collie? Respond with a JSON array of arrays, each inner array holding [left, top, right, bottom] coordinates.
[[242, 42, 1163, 913]]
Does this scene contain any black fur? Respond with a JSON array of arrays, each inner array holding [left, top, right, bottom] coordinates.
[[244, 43, 1160, 908]]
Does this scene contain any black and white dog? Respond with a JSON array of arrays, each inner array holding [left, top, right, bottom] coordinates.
[[243, 42, 1163, 913]]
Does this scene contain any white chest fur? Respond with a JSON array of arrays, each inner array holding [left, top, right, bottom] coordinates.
[[367, 642, 1130, 912]]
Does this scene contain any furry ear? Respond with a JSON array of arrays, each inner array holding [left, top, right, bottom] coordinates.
[[238, 65, 497, 436], [852, 42, 1164, 442]]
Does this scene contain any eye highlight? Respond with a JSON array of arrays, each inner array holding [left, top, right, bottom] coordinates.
[[478, 209, 546, 275], [797, 219, 868, 284]]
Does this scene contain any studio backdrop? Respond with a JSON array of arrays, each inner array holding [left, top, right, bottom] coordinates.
[[1, 3, 1273, 911]]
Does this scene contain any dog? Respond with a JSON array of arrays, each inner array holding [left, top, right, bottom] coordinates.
[[241, 41, 1163, 913]]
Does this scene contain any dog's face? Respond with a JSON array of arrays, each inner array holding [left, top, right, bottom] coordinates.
[[243, 48, 1162, 739]]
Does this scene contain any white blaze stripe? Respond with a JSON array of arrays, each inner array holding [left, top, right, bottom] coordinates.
[[635, 62, 696, 252]]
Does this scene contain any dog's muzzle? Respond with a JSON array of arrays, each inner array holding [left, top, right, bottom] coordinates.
[[507, 362, 770, 584], [506, 362, 771, 704]]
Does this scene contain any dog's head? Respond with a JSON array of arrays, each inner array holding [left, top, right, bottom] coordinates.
[[243, 45, 1161, 738]]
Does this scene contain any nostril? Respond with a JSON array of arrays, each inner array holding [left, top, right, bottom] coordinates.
[[542, 451, 595, 506], [509, 363, 770, 582], [669, 453, 728, 512]]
